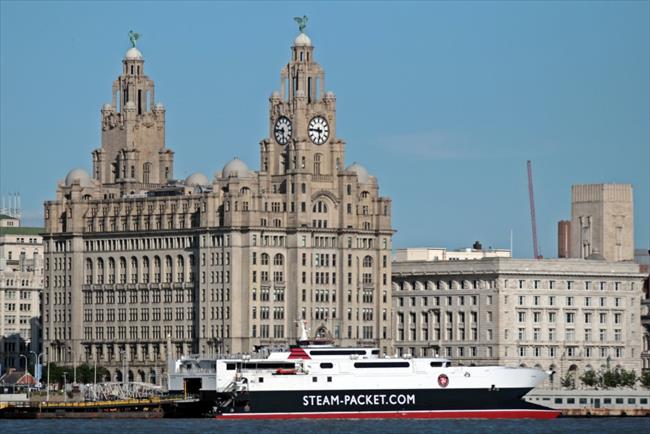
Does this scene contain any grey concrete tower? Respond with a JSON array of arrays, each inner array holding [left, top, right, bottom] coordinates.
[[92, 46, 174, 192], [570, 184, 634, 261]]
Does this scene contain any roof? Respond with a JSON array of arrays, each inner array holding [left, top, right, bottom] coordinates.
[[0, 214, 17, 220], [0, 371, 36, 386], [0, 227, 44, 236]]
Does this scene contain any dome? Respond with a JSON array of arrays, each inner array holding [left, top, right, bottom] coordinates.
[[294, 32, 312, 46], [346, 162, 370, 184], [324, 91, 335, 99], [125, 47, 143, 60], [185, 172, 209, 187], [222, 158, 251, 178], [65, 168, 92, 187], [154, 102, 165, 110]]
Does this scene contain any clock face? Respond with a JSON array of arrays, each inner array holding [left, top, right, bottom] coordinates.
[[274, 116, 292, 145], [308, 116, 330, 145]]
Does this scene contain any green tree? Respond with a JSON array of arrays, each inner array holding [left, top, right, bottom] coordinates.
[[74, 363, 110, 384], [579, 369, 598, 387], [601, 368, 621, 388], [561, 372, 575, 389], [640, 371, 650, 388], [619, 369, 637, 388]]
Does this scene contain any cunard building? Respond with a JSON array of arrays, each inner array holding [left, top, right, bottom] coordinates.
[[42, 29, 394, 382]]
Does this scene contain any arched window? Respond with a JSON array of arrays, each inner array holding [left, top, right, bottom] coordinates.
[[108, 258, 116, 284], [97, 258, 104, 284], [261, 253, 269, 265], [312, 200, 328, 213], [165, 255, 173, 283], [363, 256, 373, 267], [142, 257, 150, 283], [314, 154, 322, 175], [85, 258, 94, 285], [119, 257, 127, 284], [177, 255, 185, 282], [153, 256, 161, 283], [274, 254, 284, 266], [130, 257, 138, 284]]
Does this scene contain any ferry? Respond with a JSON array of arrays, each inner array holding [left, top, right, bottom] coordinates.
[[168, 322, 559, 419]]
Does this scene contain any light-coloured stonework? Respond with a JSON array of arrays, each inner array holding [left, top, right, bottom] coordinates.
[[42, 33, 393, 383]]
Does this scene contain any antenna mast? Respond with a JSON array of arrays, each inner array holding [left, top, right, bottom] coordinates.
[[527, 160, 541, 259]]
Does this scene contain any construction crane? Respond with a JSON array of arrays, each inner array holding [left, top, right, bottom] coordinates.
[[527, 160, 541, 259]]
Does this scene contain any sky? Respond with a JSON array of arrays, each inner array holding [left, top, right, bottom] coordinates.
[[1, 0, 648, 258]]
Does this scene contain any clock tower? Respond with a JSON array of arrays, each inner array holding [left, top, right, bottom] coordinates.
[[261, 31, 344, 178]]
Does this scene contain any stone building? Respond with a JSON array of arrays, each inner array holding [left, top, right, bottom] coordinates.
[[568, 184, 634, 261], [392, 256, 645, 388], [42, 30, 393, 382], [0, 214, 43, 374]]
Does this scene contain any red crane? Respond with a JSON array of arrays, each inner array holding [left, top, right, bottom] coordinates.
[[527, 160, 541, 259]]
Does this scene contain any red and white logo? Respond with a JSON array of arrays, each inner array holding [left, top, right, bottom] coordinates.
[[438, 374, 449, 388]]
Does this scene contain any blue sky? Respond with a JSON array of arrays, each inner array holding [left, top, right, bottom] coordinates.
[[1, 1, 648, 257]]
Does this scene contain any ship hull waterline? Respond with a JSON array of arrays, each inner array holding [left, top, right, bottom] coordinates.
[[209, 387, 560, 420]]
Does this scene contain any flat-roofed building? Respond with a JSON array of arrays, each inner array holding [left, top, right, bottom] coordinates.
[[392, 256, 645, 388], [0, 214, 43, 375]]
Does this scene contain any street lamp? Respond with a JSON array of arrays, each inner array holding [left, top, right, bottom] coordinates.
[[29, 351, 43, 381], [19, 354, 29, 376]]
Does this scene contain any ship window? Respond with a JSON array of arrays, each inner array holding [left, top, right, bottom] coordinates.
[[616, 398, 624, 404], [640, 398, 648, 404], [554, 398, 563, 404], [354, 362, 410, 368], [226, 363, 236, 370], [310, 350, 366, 356], [628, 398, 636, 404], [604, 398, 611, 404], [259, 377, 264, 383], [327, 377, 332, 382], [320, 363, 333, 369], [371, 350, 380, 355], [312, 377, 317, 382], [579, 398, 588, 404], [566, 398, 575, 404], [430, 362, 444, 367]]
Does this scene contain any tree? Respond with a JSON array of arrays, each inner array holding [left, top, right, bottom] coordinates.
[[43, 363, 110, 386], [579, 369, 598, 387], [560, 372, 575, 389], [75, 363, 110, 384], [640, 371, 650, 388], [619, 369, 637, 388], [601, 368, 621, 388]]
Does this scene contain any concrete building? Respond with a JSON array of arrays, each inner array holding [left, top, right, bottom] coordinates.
[[0, 214, 43, 375], [395, 245, 511, 262], [42, 31, 393, 382], [392, 256, 645, 388], [569, 184, 634, 261], [636, 249, 650, 372]]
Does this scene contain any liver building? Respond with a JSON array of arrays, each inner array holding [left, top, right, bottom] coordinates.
[[42, 29, 394, 382]]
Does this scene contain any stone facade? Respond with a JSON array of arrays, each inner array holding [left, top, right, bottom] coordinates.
[[42, 32, 393, 383], [570, 184, 634, 261], [0, 215, 43, 374], [392, 257, 645, 388]]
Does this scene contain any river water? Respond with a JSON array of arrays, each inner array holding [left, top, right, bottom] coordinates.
[[2, 418, 650, 434]]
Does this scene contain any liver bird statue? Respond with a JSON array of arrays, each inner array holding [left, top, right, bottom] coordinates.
[[128, 30, 141, 48], [294, 16, 308, 33]]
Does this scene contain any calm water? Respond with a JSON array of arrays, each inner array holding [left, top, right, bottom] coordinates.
[[2, 418, 650, 434]]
